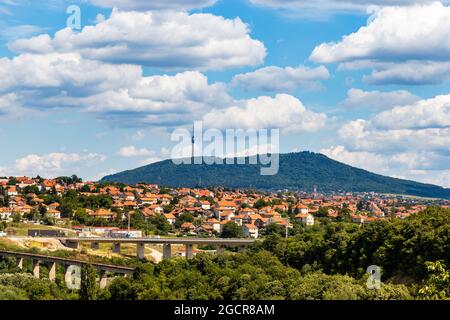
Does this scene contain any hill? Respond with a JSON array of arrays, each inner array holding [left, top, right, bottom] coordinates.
[[101, 152, 450, 199]]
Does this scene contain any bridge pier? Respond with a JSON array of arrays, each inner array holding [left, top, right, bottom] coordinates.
[[49, 262, 57, 282], [238, 245, 246, 253], [66, 240, 79, 249], [136, 243, 145, 259], [91, 242, 100, 250], [17, 257, 23, 269], [32, 260, 40, 279], [163, 244, 172, 259], [112, 243, 121, 254], [185, 244, 194, 259]]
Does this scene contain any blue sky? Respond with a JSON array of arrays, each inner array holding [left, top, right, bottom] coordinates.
[[0, 0, 449, 188]]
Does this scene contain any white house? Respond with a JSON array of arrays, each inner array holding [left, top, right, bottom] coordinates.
[[295, 213, 314, 226], [243, 224, 259, 239]]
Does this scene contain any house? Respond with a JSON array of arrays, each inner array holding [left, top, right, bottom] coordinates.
[[295, 213, 314, 226], [89, 208, 116, 220], [296, 203, 309, 214], [46, 208, 61, 219], [196, 224, 213, 234], [6, 186, 18, 196], [148, 204, 164, 215], [242, 224, 259, 239], [206, 218, 221, 233], [48, 202, 60, 211], [200, 201, 211, 210], [180, 222, 196, 232], [0, 207, 12, 220], [164, 213, 176, 225]]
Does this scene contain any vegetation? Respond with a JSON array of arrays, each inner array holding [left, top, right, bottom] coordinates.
[[0, 207, 449, 300]]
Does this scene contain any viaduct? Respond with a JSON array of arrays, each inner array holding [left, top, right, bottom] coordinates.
[[59, 237, 256, 259], [0, 250, 134, 289]]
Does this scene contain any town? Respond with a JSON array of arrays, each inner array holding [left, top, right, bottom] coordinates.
[[1, 175, 448, 242]]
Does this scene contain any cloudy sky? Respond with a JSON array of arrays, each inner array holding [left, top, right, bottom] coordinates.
[[0, 0, 449, 187]]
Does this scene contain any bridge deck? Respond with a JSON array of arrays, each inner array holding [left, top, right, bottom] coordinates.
[[60, 237, 256, 246]]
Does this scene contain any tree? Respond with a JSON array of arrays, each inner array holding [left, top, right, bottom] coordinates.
[[175, 213, 194, 229], [418, 261, 450, 300], [221, 222, 243, 238], [264, 223, 284, 237], [79, 265, 98, 300]]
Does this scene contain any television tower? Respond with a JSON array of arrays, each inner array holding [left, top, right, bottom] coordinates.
[[191, 123, 195, 164]]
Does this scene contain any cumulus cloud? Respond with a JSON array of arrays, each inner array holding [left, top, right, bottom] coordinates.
[[231, 65, 330, 92], [371, 94, 450, 129], [202, 94, 327, 133], [0, 48, 232, 127], [331, 94, 450, 187], [321, 145, 389, 173], [10, 10, 266, 71], [89, 0, 217, 11], [310, 2, 450, 85], [118, 145, 154, 157], [340, 88, 420, 110], [13, 152, 106, 177], [322, 145, 450, 187], [75, 71, 232, 127], [0, 53, 141, 94]]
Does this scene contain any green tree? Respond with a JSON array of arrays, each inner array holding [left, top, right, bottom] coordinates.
[[79, 265, 98, 300], [418, 261, 450, 300], [221, 222, 243, 238]]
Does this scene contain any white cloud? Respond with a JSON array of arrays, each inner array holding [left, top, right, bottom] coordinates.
[[371, 94, 450, 129], [89, 0, 217, 11], [321, 145, 389, 173], [118, 145, 154, 157], [13, 152, 107, 177], [311, 2, 450, 63], [332, 94, 450, 187], [362, 61, 450, 85], [75, 71, 232, 127], [202, 94, 327, 133], [340, 88, 420, 110], [0, 53, 141, 94], [231, 65, 330, 92], [10, 10, 266, 71], [0, 49, 232, 127], [339, 120, 450, 153], [321, 145, 450, 187], [310, 2, 450, 85]]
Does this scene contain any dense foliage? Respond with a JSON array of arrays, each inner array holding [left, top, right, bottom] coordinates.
[[260, 207, 450, 280], [0, 207, 449, 300], [102, 251, 411, 300], [102, 152, 450, 198]]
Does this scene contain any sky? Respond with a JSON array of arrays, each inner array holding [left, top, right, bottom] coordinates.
[[0, 0, 449, 187]]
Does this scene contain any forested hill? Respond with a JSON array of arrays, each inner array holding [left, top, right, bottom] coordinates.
[[101, 152, 450, 199]]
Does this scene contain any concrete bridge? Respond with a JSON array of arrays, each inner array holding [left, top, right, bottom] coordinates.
[[0, 250, 134, 289], [59, 237, 256, 260]]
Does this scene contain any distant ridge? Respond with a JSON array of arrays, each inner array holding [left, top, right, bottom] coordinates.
[[101, 152, 450, 199]]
